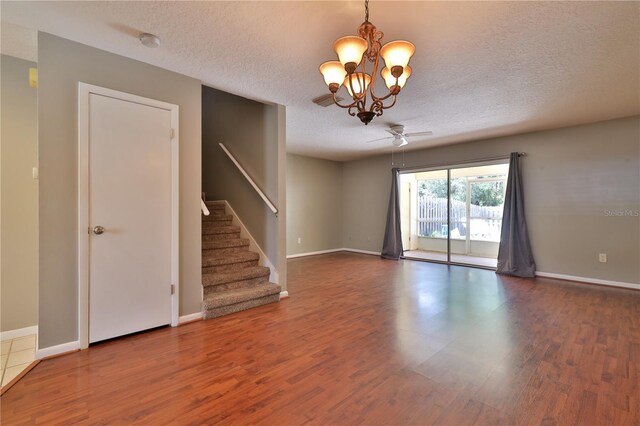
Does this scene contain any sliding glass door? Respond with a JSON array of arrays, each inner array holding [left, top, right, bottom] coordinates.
[[399, 162, 509, 268]]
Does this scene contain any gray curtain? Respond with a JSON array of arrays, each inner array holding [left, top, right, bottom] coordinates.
[[381, 168, 403, 260], [497, 153, 536, 277]]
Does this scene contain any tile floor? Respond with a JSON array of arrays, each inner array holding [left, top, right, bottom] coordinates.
[[1, 334, 37, 387]]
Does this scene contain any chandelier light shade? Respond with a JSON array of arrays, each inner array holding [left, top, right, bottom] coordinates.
[[382, 66, 412, 90], [380, 41, 415, 70], [318, 0, 415, 124], [320, 61, 347, 90], [344, 72, 372, 97], [333, 36, 369, 68]]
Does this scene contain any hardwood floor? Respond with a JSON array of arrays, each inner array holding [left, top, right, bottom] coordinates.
[[2, 252, 639, 425]]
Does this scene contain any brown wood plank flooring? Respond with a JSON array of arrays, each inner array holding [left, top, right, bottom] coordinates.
[[2, 252, 639, 424]]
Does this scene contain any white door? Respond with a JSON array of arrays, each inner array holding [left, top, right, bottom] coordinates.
[[87, 92, 173, 343]]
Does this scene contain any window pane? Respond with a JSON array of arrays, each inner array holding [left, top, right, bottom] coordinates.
[[469, 180, 505, 241], [469, 219, 502, 241], [417, 177, 448, 237], [449, 222, 466, 240], [419, 221, 448, 238], [449, 177, 466, 239]]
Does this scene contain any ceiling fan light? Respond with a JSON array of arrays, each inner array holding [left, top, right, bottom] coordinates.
[[380, 40, 415, 70], [343, 72, 371, 97], [381, 65, 412, 89], [333, 36, 368, 69], [392, 136, 409, 147], [319, 61, 347, 91]]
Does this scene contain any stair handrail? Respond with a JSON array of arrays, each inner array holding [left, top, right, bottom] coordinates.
[[201, 198, 210, 216], [218, 143, 278, 216]]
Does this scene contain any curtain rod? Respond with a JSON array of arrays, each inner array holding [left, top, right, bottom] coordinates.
[[397, 152, 526, 173]]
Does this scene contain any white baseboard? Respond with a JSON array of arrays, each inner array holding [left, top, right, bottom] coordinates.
[[1, 325, 38, 342], [287, 248, 343, 259], [219, 200, 279, 284], [536, 271, 640, 291], [179, 312, 203, 324], [36, 341, 80, 360], [280, 290, 289, 298]]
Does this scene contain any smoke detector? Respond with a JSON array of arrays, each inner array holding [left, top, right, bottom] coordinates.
[[139, 33, 161, 48]]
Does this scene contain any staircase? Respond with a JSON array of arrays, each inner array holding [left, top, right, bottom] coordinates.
[[202, 201, 281, 319]]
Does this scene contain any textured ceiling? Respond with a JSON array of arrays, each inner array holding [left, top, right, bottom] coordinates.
[[1, 22, 37, 62], [2, 1, 639, 161]]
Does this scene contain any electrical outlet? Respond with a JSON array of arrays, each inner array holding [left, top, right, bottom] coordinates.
[[297, 237, 302, 244], [598, 253, 607, 263], [32, 167, 39, 180]]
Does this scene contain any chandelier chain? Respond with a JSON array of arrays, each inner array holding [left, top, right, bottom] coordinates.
[[364, 0, 369, 22]]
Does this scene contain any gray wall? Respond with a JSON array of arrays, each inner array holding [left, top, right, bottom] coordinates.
[[286, 154, 343, 256], [1, 54, 39, 331], [342, 116, 640, 284], [38, 33, 202, 348], [202, 86, 286, 288]]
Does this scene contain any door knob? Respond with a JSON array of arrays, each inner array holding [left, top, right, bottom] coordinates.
[[93, 226, 105, 235]]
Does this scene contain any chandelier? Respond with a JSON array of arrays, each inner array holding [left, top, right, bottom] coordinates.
[[319, 0, 415, 125]]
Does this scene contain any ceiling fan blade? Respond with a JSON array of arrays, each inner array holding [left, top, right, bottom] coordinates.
[[365, 136, 394, 143], [404, 131, 433, 138]]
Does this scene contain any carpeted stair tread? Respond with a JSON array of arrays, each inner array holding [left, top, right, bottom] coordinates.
[[202, 238, 249, 250], [202, 232, 241, 241], [203, 282, 281, 310], [202, 250, 259, 267], [202, 225, 241, 235], [205, 201, 226, 210], [202, 260, 259, 275], [202, 214, 233, 222], [202, 265, 270, 287], [203, 294, 280, 320], [207, 211, 231, 217], [202, 220, 233, 229], [203, 219, 233, 227]]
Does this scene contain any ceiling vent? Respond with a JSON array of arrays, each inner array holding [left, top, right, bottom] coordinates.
[[313, 93, 343, 107]]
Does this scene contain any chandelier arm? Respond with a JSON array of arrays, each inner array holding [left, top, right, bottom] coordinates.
[[360, 71, 368, 106], [369, 95, 397, 115], [370, 88, 396, 103], [367, 41, 382, 99], [332, 93, 359, 109], [358, 59, 366, 97], [380, 95, 398, 110], [347, 73, 364, 102], [369, 54, 400, 102]]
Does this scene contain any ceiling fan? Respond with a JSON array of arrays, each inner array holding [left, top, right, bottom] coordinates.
[[365, 125, 432, 147]]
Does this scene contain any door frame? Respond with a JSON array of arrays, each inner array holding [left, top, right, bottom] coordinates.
[[77, 83, 179, 349], [399, 159, 508, 270]]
